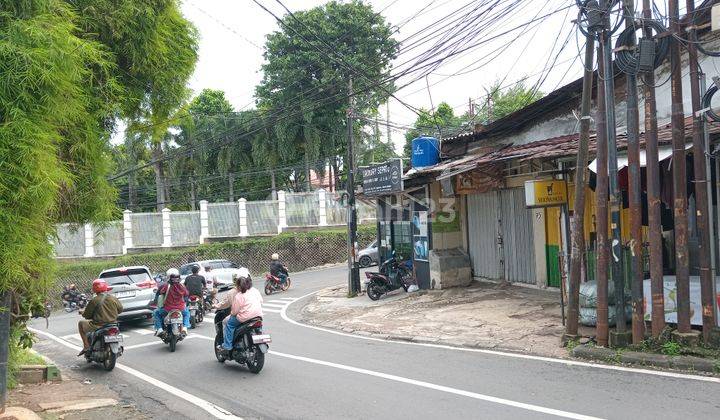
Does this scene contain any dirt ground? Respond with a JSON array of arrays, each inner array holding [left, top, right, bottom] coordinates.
[[300, 280, 595, 358]]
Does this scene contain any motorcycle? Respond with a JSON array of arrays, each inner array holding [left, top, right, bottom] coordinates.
[[213, 312, 270, 374], [264, 273, 291, 295], [158, 309, 186, 352], [84, 323, 123, 371], [61, 290, 88, 312], [188, 295, 204, 329], [365, 251, 416, 301], [203, 289, 216, 313]]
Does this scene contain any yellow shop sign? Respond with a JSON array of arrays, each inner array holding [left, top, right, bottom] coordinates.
[[524, 180, 568, 207]]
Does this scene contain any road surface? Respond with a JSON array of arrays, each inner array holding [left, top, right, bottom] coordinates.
[[30, 265, 720, 419]]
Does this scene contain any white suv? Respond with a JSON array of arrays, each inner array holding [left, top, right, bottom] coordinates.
[[98, 266, 156, 320], [179, 259, 243, 291]]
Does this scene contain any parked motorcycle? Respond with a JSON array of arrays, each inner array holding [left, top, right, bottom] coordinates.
[[365, 251, 416, 301], [84, 323, 123, 371], [158, 309, 185, 352], [264, 273, 291, 295], [188, 295, 204, 329], [213, 313, 270, 373], [61, 288, 88, 313]]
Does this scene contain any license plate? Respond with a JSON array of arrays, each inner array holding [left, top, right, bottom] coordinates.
[[104, 335, 122, 343], [252, 334, 272, 344], [170, 318, 182, 324], [115, 291, 135, 299]]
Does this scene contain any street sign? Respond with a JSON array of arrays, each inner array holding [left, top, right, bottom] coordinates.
[[524, 179, 568, 207], [361, 159, 403, 196]]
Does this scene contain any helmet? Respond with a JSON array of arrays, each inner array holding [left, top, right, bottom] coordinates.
[[166, 268, 180, 278], [92, 279, 109, 294], [271, 253, 279, 260], [236, 267, 250, 279]]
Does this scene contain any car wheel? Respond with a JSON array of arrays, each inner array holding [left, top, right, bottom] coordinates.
[[359, 256, 372, 268]]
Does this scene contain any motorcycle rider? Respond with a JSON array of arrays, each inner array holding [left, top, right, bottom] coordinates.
[[77, 279, 123, 356], [184, 265, 205, 300], [153, 268, 190, 336], [269, 253, 289, 285], [217, 269, 263, 356], [203, 265, 218, 300]]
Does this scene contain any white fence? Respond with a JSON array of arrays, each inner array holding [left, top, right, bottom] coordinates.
[[53, 189, 376, 258]]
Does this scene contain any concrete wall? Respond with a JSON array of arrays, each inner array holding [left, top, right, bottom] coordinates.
[[429, 182, 463, 251]]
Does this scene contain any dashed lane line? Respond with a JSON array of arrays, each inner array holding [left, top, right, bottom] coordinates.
[[29, 328, 242, 420]]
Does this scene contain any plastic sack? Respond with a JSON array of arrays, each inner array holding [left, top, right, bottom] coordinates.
[[579, 280, 630, 308], [579, 305, 633, 327]]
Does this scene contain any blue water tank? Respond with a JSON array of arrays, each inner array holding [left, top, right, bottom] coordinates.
[[411, 136, 440, 168]]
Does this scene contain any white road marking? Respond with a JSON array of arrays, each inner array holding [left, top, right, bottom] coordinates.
[[262, 308, 282, 314], [29, 328, 242, 419], [281, 289, 720, 384], [276, 297, 297, 302], [61, 334, 81, 342], [268, 300, 292, 304], [124, 341, 164, 350], [190, 335, 600, 420], [262, 303, 287, 309], [133, 328, 156, 335]]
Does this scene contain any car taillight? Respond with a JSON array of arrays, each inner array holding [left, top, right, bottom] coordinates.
[[189, 296, 198, 302], [170, 312, 181, 319], [365, 272, 372, 278], [136, 279, 156, 289], [106, 286, 113, 291], [106, 326, 119, 335], [251, 320, 263, 328]]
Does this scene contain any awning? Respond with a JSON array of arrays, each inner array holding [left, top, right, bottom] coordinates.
[[588, 144, 691, 173]]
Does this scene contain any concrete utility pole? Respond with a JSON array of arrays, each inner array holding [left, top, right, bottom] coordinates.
[[642, 0, 665, 337], [595, 40, 610, 347], [669, 0, 692, 334], [622, 0, 644, 345], [685, 0, 718, 341], [346, 77, 360, 297], [600, 0, 629, 347], [229, 172, 235, 202], [271, 170, 277, 201], [565, 33, 596, 341], [0, 291, 10, 414]]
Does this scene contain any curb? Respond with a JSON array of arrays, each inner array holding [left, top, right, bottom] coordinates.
[[17, 349, 63, 384], [571, 344, 720, 374]]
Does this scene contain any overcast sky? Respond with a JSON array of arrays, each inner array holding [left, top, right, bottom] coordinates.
[[111, 0, 610, 150]]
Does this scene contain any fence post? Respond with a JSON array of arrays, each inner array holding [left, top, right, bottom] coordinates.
[[199, 200, 209, 243], [318, 189, 328, 226], [238, 198, 248, 237], [277, 190, 287, 234], [122, 210, 133, 254], [83, 223, 95, 258], [162, 208, 172, 247]]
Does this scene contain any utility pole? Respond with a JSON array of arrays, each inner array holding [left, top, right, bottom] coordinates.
[[270, 170, 277, 200], [346, 77, 360, 297], [685, 0, 717, 340], [642, 0, 665, 337], [596, 39, 610, 347], [386, 102, 391, 146], [623, 0, 644, 345], [600, 0, 629, 347], [669, 0, 692, 334], [0, 291, 10, 414], [190, 177, 197, 211], [229, 172, 235, 202], [564, 33, 596, 341]]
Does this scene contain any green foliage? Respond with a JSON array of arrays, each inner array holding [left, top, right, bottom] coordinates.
[[403, 103, 466, 158], [660, 341, 682, 356], [7, 326, 44, 389], [477, 81, 543, 123], [255, 0, 398, 185]]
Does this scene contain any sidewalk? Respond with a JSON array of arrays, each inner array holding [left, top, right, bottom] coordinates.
[[299, 280, 591, 358]]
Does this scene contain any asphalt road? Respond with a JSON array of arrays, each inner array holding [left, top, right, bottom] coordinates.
[[30, 265, 720, 419]]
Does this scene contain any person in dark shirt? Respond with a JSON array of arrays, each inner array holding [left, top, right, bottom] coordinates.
[[184, 265, 205, 298], [270, 253, 289, 285]]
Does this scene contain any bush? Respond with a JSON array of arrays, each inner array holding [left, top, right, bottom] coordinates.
[[7, 326, 44, 389], [52, 226, 375, 301]]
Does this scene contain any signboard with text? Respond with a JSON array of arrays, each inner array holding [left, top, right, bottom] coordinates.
[[524, 179, 568, 208], [361, 159, 403, 196]]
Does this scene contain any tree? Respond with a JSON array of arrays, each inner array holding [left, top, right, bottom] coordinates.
[[255, 0, 398, 190], [477, 81, 543, 123], [69, 0, 200, 210], [403, 103, 465, 158]]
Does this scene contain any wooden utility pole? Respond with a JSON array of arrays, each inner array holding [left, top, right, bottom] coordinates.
[[346, 77, 360, 296], [685, 0, 717, 340], [595, 39, 610, 347], [642, 0, 665, 337], [623, 0, 644, 344], [565, 33, 596, 340], [669, 0, 692, 333]]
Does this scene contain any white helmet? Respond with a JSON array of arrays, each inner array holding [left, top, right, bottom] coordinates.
[[166, 268, 180, 278], [236, 267, 250, 279], [271, 253, 279, 260]]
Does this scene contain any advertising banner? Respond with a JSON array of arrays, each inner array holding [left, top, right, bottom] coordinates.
[[642, 277, 720, 325]]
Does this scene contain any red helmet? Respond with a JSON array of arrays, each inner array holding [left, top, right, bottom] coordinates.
[[92, 279, 109, 294]]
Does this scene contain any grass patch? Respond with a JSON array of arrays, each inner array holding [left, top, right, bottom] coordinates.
[[7, 333, 45, 389]]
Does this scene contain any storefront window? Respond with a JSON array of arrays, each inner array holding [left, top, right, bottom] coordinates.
[[393, 221, 412, 260]]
